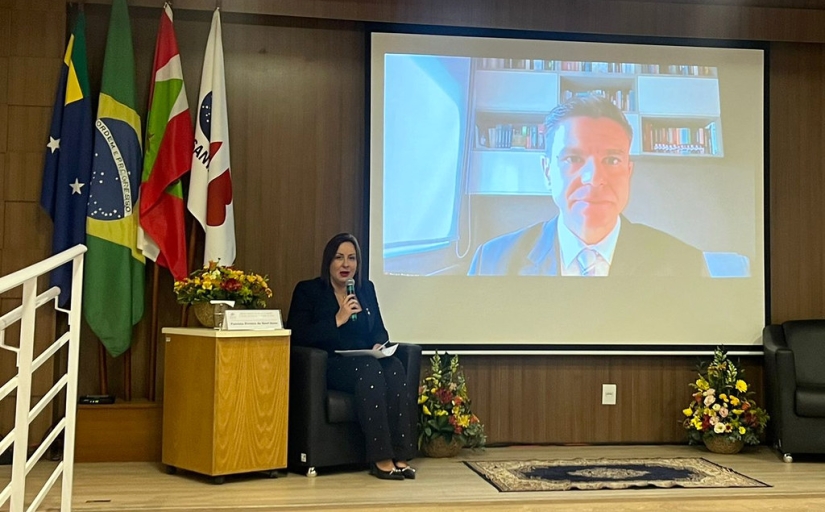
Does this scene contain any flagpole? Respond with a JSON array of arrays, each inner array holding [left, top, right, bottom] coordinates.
[[180, 217, 200, 327], [124, 349, 132, 401], [180, 303, 189, 327], [140, 2, 192, 397], [98, 344, 108, 395], [149, 262, 160, 401]]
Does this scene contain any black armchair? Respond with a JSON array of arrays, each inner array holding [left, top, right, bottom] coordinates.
[[763, 321, 825, 462], [288, 344, 422, 476]]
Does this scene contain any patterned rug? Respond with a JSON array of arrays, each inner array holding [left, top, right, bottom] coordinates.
[[464, 457, 769, 492]]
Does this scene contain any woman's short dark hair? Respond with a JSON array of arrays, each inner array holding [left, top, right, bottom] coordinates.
[[320, 233, 363, 288], [544, 95, 633, 156]]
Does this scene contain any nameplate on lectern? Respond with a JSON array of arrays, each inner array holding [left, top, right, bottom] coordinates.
[[222, 309, 283, 331]]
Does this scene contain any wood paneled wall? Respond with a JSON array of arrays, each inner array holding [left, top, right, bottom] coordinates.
[[461, 355, 764, 444], [0, 0, 66, 444], [4, 0, 825, 445], [768, 42, 825, 322], [85, 0, 825, 43]]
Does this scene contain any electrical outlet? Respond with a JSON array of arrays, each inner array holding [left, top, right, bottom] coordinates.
[[602, 384, 617, 405]]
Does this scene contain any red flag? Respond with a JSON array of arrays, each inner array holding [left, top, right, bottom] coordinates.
[[138, 3, 192, 280]]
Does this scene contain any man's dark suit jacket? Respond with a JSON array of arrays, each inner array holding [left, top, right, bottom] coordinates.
[[287, 277, 389, 352], [468, 216, 707, 276]]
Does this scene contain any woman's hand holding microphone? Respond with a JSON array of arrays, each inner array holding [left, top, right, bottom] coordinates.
[[335, 294, 362, 327]]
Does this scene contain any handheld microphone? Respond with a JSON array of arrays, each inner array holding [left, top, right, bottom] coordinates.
[[345, 278, 357, 322]]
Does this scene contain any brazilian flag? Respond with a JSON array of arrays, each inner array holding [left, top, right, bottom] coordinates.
[[84, 0, 145, 357]]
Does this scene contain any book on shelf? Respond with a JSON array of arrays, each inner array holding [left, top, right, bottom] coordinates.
[[639, 64, 717, 76], [560, 61, 637, 73], [641, 121, 721, 155], [562, 88, 636, 111], [477, 58, 717, 77], [476, 123, 546, 150], [479, 58, 557, 71]]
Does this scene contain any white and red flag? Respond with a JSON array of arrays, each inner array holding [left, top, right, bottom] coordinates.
[[188, 7, 235, 266]]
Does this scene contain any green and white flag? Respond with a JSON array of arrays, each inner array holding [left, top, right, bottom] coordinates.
[[138, 2, 192, 281]]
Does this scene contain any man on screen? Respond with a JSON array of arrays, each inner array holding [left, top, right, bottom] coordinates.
[[468, 95, 706, 276]]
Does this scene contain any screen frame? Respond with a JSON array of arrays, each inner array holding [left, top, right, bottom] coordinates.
[[364, 23, 771, 355]]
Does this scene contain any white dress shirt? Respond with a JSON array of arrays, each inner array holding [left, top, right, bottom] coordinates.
[[557, 216, 622, 276]]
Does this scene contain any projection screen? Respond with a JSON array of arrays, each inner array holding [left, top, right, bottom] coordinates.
[[368, 31, 765, 352]]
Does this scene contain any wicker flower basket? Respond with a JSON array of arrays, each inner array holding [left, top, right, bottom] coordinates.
[[704, 435, 745, 454], [421, 436, 463, 458], [193, 302, 219, 328]]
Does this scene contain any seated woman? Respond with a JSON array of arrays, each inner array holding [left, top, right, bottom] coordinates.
[[287, 233, 416, 480]]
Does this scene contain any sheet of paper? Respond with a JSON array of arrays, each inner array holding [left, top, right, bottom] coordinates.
[[335, 343, 398, 359]]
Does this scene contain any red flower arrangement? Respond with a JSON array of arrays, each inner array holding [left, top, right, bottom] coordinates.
[[418, 352, 486, 449], [683, 348, 769, 446], [173, 261, 272, 308]]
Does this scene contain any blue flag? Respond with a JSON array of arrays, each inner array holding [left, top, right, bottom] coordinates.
[[40, 11, 93, 307]]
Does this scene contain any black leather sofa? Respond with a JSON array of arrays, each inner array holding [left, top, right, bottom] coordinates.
[[763, 321, 825, 462], [287, 344, 422, 476]]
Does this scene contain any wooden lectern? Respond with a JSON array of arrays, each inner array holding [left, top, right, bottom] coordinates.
[[161, 327, 290, 483]]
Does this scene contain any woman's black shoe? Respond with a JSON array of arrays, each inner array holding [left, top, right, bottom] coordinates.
[[396, 465, 416, 479], [370, 463, 404, 480]]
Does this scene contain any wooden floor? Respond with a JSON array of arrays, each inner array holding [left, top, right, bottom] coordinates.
[[3, 445, 825, 511]]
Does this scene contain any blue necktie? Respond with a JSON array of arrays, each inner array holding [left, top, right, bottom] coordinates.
[[578, 248, 599, 277]]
